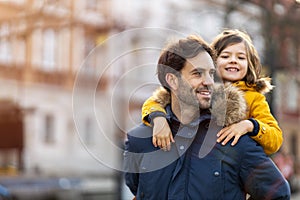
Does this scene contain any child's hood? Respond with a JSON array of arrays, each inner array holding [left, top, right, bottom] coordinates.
[[211, 83, 247, 127], [152, 83, 247, 127], [234, 77, 274, 94], [254, 77, 274, 94]]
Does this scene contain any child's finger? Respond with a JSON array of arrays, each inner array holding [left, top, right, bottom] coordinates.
[[157, 138, 162, 148], [166, 139, 171, 151], [217, 130, 230, 143], [231, 135, 241, 146], [221, 133, 234, 145], [161, 139, 167, 151], [152, 136, 157, 147], [170, 133, 175, 143]]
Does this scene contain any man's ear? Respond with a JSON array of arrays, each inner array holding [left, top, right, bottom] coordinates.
[[166, 73, 178, 90]]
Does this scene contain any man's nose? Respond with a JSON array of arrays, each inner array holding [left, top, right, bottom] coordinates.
[[203, 74, 214, 85]]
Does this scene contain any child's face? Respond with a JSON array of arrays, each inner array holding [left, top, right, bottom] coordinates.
[[216, 42, 248, 82]]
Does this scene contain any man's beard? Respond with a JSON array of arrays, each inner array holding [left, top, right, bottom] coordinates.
[[176, 78, 211, 109]]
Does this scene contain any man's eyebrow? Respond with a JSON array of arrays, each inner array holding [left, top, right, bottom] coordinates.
[[190, 68, 204, 73], [191, 67, 215, 72]]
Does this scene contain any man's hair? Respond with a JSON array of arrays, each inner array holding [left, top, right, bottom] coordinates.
[[211, 29, 262, 85], [157, 35, 215, 91]]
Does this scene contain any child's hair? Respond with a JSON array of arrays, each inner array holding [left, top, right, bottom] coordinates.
[[211, 29, 262, 85]]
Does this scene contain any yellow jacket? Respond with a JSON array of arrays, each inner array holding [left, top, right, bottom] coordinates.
[[232, 80, 283, 155], [141, 79, 283, 155]]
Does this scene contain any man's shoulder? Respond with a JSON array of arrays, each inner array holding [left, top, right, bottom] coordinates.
[[126, 124, 155, 153], [224, 135, 265, 154], [216, 135, 262, 153], [127, 123, 153, 138], [237, 134, 260, 145]]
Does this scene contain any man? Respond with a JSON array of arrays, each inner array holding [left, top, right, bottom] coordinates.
[[124, 35, 290, 199]]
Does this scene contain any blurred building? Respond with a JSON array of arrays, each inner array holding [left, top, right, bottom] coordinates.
[[0, 0, 122, 199]]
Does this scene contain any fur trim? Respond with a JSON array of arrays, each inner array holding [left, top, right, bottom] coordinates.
[[152, 84, 247, 127], [211, 83, 247, 126], [152, 87, 171, 108], [254, 77, 274, 94]]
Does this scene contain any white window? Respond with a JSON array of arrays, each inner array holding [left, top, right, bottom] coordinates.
[[42, 29, 57, 71], [0, 23, 12, 64], [0, 39, 12, 64]]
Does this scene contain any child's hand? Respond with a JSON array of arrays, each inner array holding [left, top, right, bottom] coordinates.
[[152, 117, 174, 151], [216, 120, 254, 146]]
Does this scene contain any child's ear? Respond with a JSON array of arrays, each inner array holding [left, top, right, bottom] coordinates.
[[166, 73, 178, 90]]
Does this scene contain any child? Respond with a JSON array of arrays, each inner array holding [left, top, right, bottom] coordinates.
[[141, 29, 283, 155]]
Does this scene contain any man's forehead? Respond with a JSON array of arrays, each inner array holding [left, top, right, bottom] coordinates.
[[185, 52, 214, 67]]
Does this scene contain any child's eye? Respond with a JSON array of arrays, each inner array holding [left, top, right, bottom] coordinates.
[[238, 57, 246, 60], [220, 55, 229, 59]]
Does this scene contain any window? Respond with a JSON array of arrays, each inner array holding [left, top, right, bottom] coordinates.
[[42, 29, 57, 71], [83, 117, 93, 145], [44, 114, 55, 144], [0, 23, 12, 64], [0, 39, 12, 64]]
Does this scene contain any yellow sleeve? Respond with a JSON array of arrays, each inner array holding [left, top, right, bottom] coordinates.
[[247, 93, 283, 155], [141, 87, 170, 126]]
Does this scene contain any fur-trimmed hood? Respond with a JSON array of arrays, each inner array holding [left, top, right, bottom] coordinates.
[[152, 83, 247, 127], [210, 83, 246, 126], [233, 77, 274, 94]]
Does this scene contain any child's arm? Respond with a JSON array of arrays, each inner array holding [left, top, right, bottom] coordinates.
[[141, 87, 174, 150], [217, 93, 282, 155], [152, 117, 174, 151]]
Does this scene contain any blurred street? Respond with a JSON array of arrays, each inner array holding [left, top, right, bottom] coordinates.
[[292, 191, 300, 200]]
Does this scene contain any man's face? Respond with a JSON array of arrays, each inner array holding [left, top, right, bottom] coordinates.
[[176, 51, 215, 109]]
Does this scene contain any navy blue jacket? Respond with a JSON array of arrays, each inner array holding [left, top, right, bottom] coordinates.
[[124, 109, 290, 200]]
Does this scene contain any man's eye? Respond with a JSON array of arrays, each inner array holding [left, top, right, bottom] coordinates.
[[193, 71, 202, 76]]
